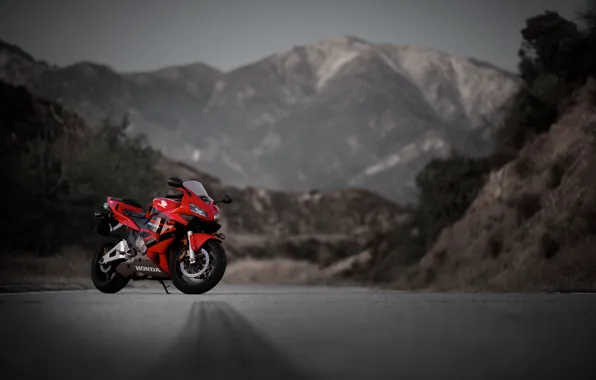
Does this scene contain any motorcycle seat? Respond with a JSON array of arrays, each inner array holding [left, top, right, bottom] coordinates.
[[122, 209, 149, 228], [123, 209, 147, 219]]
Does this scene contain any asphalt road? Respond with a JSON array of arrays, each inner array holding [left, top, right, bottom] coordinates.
[[1, 285, 596, 380]]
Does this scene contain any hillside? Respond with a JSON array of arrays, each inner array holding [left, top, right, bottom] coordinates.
[[409, 82, 596, 291], [349, 5, 596, 291], [159, 157, 405, 266], [0, 36, 519, 203], [0, 80, 405, 286]]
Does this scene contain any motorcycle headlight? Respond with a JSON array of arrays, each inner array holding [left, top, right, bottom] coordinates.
[[189, 203, 207, 218], [214, 213, 220, 221]]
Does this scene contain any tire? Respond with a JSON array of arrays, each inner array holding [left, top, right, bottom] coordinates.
[[169, 239, 227, 295], [91, 242, 129, 294]]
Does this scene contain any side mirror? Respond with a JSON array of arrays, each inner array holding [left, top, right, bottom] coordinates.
[[215, 194, 233, 205], [167, 177, 183, 188]]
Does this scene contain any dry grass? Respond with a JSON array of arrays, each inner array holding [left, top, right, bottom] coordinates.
[[513, 155, 535, 178], [486, 233, 503, 259], [539, 231, 560, 259], [513, 192, 542, 223], [546, 152, 572, 189], [0, 240, 372, 290], [223, 258, 323, 284], [0, 245, 93, 290], [223, 251, 372, 285], [0, 246, 160, 291]]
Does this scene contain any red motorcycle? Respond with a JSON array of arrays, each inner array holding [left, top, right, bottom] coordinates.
[[92, 177, 232, 294]]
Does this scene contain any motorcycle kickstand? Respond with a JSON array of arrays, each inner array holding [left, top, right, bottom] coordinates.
[[160, 280, 170, 294]]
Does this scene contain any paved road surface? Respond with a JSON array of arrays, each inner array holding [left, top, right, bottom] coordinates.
[[1, 284, 596, 380]]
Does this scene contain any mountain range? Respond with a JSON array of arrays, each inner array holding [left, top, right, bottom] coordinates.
[[1, 79, 405, 283], [0, 36, 520, 202]]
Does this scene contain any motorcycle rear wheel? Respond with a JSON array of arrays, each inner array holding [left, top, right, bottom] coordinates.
[[169, 239, 227, 294], [91, 242, 129, 293]]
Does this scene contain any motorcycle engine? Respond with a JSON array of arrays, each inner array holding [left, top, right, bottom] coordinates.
[[134, 235, 147, 254]]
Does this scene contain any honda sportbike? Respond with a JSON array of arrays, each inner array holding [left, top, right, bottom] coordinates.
[[92, 177, 232, 294]]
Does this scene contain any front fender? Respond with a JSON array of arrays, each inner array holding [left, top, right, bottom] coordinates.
[[189, 233, 221, 252]]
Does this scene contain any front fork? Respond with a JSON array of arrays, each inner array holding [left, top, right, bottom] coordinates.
[[187, 231, 196, 264], [185, 230, 225, 264]]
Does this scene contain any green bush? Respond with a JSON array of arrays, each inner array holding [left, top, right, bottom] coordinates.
[[412, 1, 596, 248], [495, 5, 596, 157], [413, 154, 492, 252], [371, 153, 492, 273], [2, 83, 164, 254]]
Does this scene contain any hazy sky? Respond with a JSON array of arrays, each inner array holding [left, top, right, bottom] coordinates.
[[0, 0, 587, 73]]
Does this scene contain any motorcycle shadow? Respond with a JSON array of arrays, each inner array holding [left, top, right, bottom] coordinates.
[[141, 300, 319, 380]]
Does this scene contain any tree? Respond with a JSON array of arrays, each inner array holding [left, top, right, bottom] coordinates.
[[493, 11, 588, 157], [413, 154, 492, 249], [577, 0, 596, 32], [576, 0, 596, 78], [1, 82, 165, 254], [518, 11, 585, 86]]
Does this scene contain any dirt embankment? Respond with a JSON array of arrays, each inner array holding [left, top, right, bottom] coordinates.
[[0, 246, 92, 292], [398, 83, 596, 292]]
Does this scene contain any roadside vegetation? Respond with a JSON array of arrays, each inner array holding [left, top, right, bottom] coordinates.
[[1, 82, 164, 256], [360, 0, 596, 283]]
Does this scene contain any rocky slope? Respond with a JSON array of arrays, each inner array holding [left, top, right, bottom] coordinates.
[[400, 81, 596, 291], [0, 36, 519, 203]]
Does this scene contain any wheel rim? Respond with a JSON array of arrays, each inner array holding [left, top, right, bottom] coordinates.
[[94, 246, 117, 283], [176, 246, 218, 284]]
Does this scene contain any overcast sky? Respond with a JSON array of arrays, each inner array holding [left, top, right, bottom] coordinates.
[[0, 0, 587, 73]]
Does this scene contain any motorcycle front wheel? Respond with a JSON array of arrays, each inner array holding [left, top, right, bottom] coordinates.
[[169, 239, 227, 294], [91, 242, 129, 293]]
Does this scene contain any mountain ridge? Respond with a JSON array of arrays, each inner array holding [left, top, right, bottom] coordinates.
[[0, 35, 520, 202]]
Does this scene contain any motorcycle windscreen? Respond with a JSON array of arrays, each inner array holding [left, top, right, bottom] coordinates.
[[183, 181, 210, 198]]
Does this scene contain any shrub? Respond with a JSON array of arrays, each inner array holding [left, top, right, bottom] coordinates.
[[514, 155, 535, 178], [370, 152, 492, 276], [540, 231, 560, 259], [414, 153, 492, 248], [2, 83, 164, 254], [514, 193, 542, 223], [547, 153, 573, 189], [487, 233, 503, 258]]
